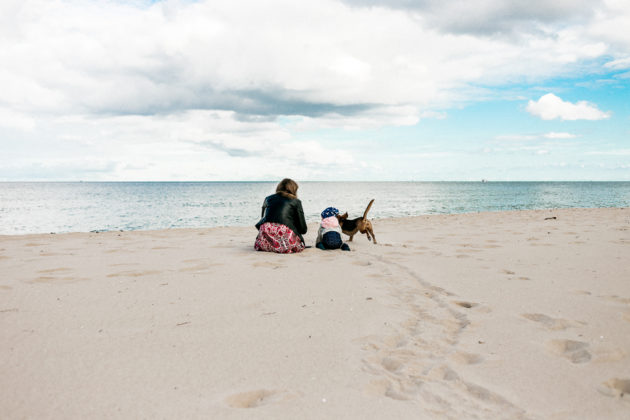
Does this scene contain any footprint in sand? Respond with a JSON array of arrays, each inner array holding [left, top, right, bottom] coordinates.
[[32, 267, 83, 283], [225, 389, 299, 408], [381, 357, 405, 373], [178, 264, 214, 272], [598, 378, 630, 399], [601, 295, 630, 305], [252, 261, 286, 269], [593, 346, 627, 362], [547, 339, 591, 363], [427, 365, 460, 382], [352, 260, 372, 266], [380, 334, 408, 348], [483, 240, 501, 248], [457, 248, 481, 254], [106, 270, 162, 278], [522, 313, 582, 330], [366, 377, 417, 401], [178, 260, 222, 272], [29, 276, 87, 284], [37, 267, 72, 274], [449, 351, 484, 365], [453, 301, 478, 309], [109, 263, 140, 267], [0, 308, 19, 313]]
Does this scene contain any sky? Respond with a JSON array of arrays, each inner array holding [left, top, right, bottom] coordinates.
[[0, 0, 629, 181]]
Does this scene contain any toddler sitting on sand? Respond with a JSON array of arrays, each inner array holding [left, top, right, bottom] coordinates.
[[316, 207, 350, 251]]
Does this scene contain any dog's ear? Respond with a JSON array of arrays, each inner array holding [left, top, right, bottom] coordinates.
[[337, 212, 348, 220]]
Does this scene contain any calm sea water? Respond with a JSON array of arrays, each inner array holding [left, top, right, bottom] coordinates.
[[1, 182, 629, 235]]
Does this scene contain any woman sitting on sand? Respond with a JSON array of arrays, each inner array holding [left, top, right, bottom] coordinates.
[[255, 178, 308, 254]]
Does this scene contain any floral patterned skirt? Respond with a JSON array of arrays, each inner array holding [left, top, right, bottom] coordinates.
[[255, 222, 305, 254]]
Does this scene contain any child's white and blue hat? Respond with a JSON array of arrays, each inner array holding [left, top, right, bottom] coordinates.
[[321, 207, 339, 218]]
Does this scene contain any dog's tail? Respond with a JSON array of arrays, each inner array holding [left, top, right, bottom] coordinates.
[[362, 199, 375, 220]]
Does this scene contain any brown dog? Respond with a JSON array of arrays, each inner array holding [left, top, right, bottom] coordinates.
[[336, 199, 376, 244]]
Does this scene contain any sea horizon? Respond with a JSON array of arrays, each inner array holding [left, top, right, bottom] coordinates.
[[2, 180, 630, 183]]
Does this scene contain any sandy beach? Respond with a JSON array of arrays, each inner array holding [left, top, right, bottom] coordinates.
[[1, 207, 629, 419]]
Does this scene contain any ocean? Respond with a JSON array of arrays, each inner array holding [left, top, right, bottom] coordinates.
[[1, 181, 629, 235]]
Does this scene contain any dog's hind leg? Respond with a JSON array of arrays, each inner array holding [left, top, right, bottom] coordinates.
[[368, 227, 377, 244]]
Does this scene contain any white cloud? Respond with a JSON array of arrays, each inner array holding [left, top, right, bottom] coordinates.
[[495, 134, 538, 141], [587, 0, 630, 54], [605, 56, 630, 70], [526, 93, 611, 120], [0, 108, 35, 131], [0, 0, 629, 180], [0, 0, 624, 120], [342, 0, 604, 35], [286, 105, 420, 131], [586, 149, 630, 156], [419, 110, 447, 120], [543, 132, 577, 139], [0, 109, 358, 181], [496, 132, 577, 142]]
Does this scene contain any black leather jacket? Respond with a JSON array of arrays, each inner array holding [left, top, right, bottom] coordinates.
[[255, 193, 308, 243]]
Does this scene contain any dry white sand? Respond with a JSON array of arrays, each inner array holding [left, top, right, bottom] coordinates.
[[1, 208, 629, 419]]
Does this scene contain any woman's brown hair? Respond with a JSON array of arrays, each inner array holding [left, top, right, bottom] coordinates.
[[276, 178, 298, 198]]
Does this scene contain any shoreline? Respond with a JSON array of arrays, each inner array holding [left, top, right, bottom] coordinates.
[[1, 208, 629, 418]]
